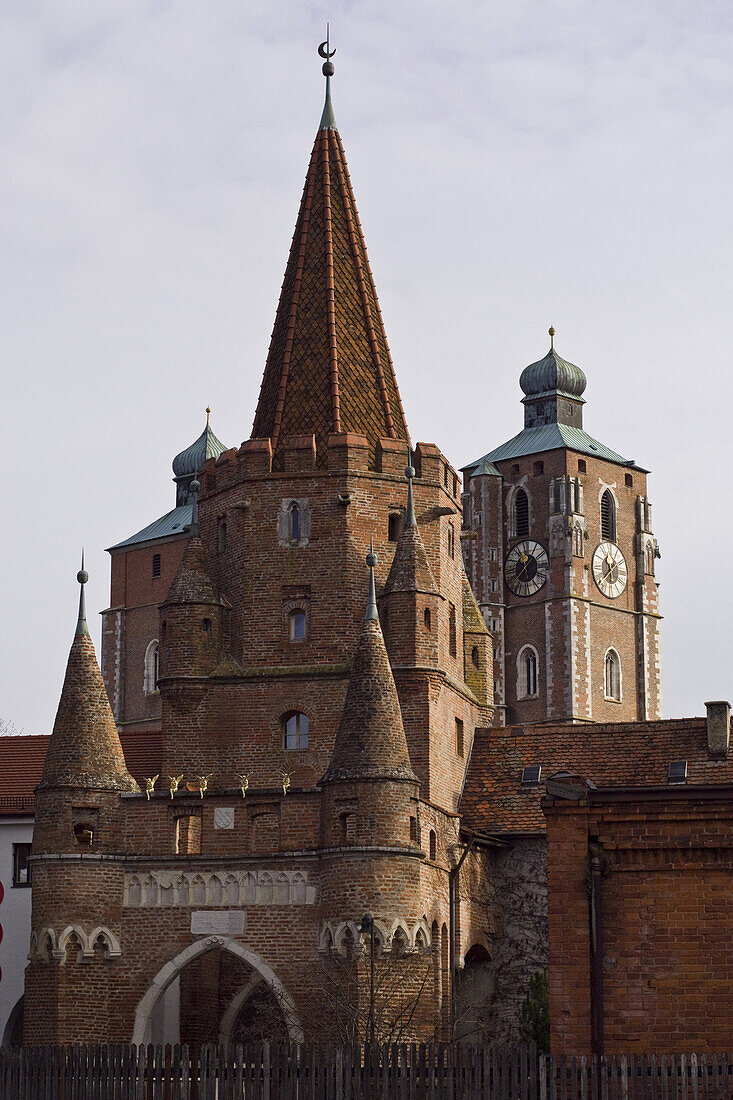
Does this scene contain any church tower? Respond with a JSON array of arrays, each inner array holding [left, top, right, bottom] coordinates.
[[461, 329, 662, 725]]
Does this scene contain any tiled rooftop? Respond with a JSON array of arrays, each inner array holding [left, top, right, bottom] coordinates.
[[460, 718, 733, 836], [0, 730, 163, 816]]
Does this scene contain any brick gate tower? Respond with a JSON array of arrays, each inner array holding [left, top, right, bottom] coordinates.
[[25, 44, 494, 1046], [461, 330, 662, 726]]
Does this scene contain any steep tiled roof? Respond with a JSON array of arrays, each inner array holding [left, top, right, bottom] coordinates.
[[252, 123, 409, 466], [460, 719, 733, 835], [0, 731, 163, 815]]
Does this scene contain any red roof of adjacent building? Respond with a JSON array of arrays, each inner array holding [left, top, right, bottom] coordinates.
[[460, 718, 733, 836], [0, 730, 163, 816]]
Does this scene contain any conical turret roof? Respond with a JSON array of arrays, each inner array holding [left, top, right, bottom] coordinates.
[[163, 535, 219, 606], [252, 74, 409, 467], [322, 550, 416, 784], [384, 464, 438, 596], [40, 565, 138, 792]]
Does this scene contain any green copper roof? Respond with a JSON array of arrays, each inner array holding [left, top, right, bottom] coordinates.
[[319, 76, 337, 130], [465, 423, 648, 475], [172, 425, 226, 479], [520, 348, 586, 402], [108, 505, 192, 551]]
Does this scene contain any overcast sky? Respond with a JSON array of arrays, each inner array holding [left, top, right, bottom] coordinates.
[[2, 1, 732, 733]]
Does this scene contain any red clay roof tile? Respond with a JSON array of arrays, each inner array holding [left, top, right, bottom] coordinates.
[[460, 718, 733, 835]]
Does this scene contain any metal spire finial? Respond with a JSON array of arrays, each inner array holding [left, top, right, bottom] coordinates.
[[549, 325, 555, 350], [190, 478, 200, 537], [318, 26, 337, 130], [405, 449, 417, 528], [206, 406, 211, 429], [76, 549, 90, 636], [365, 538, 379, 622]]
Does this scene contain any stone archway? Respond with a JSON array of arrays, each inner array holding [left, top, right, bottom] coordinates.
[[132, 936, 302, 1046]]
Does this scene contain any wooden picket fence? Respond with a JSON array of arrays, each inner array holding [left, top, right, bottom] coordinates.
[[1, 1043, 733, 1100]]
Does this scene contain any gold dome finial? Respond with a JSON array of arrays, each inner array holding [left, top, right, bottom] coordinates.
[[206, 406, 211, 428], [549, 326, 555, 350]]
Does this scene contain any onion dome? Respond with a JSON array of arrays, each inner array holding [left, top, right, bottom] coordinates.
[[172, 409, 226, 479], [520, 346, 586, 401]]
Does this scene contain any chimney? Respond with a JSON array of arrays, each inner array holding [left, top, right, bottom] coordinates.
[[705, 700, 730, 759]]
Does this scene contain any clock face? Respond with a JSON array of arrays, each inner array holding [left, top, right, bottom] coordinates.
[[505, 540, 550, 597], [592, 541, 628, 598]]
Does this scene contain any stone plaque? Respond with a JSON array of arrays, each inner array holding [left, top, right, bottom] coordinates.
[[214, 806, 235, 830], [190, 910, 245, 936]]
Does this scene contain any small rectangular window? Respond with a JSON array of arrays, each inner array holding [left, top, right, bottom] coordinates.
[[152, 553, 161, 578], [533, 461, 544, 475], [625, 473, 633, 488], [578, 460, 586, 473], [218, 520, 227, 554], [448, 603, 457, 657], [668, 760, 687, 784], [522, 765, 541, 787], [12, 843, 31, 886], [455, 718, 464, 757]]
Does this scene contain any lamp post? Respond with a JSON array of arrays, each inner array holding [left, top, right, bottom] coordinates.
[[359, 913, 376, 1043]]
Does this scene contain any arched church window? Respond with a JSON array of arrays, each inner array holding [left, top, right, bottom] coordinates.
[[514, 489, 529, 538], [605, 649, 621, 701], [289, 503, 301, 542], [600, 490, 616, 542], [517, 645, 539, 699], [289, 609, 307, 642], [282, 711, 309, 750], [144, 640, 159, 696]]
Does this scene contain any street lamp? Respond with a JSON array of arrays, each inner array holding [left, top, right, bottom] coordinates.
[[359, 913, 376, 1043]]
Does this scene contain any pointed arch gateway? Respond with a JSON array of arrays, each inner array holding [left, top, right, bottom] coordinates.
[[131, 936, 303, 1046]]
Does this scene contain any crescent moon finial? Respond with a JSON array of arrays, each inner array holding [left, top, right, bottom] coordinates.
[[318, 23, 336, 62]]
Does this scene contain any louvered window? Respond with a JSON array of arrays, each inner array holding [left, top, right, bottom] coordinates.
[[600, 490, 616, 542], [514, 489, 529, 537]]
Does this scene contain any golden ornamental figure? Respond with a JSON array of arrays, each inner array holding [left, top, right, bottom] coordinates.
[[281, 772, 292, 796], [168, 775, 184, 799], [236, 773, 250, 799], [144, 776, 159, 801], [196, 774, 213, 799]]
